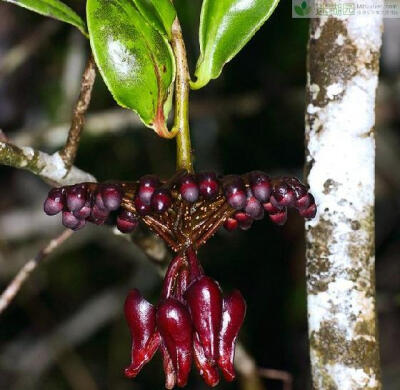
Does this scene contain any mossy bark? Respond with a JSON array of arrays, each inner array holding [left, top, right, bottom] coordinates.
[[305, 12, 383, 390]]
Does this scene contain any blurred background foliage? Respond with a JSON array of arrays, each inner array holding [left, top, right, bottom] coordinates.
[[0, 1, 399, 389]]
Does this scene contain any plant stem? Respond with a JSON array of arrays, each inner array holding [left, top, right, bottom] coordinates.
[[60, 54, 96, 170], [170, 17, 193, 173]]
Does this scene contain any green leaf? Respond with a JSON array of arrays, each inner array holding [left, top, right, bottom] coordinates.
[[87, 0, 175, 137], [3, 0, 87, 36], [132, 0, 176, 39], [192, 0, 280, 89]]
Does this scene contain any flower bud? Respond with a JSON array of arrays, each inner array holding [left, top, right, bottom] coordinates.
[[134, 196, 151, 216], [157, 298, 193, 387], [244, 190, 263, 219], [197, 172, 219, 199], [117, 210, 138, 233], [179, 174, 199, 203], [151, 189, 172, 213], [298, 198, 317, 219], [270, 181, 295, 208], [62, 211, 81, 230], [101, 184, 122, 210], [160, 342, 176, 389], [138, 175, 160, 205], [193, 332, 219, 387], [44, 188, 65, 215], [185, 276, 222, 363], [268, 208, 288, 225], [223, 175, 246, 210], [66, 184, 87, 212], [218, 290, 246, 382], [124, 289, 159, 378], [73, 200, 92, 219], [234, 211, 253, 231], [224, 217, 238, 232], [248, 171, 271, 203]]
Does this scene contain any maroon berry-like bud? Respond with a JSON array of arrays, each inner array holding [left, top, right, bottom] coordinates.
[[234, 211, 253, 231], [90, 205, 109, 225], [73, 201, 92, 219], [74, 219, 87, 231], [248, 171, 271, 203], [193, 332, 220, 387], [117, 210, 138, 233], [262, 201, 281, 214], [134, 196, 151, 216], [268, 208, 288, 225], [151, 189, 171, 213], [62, 211, 81, 230], [224, 217, 238, 232], [218, 290, 246, 382], [197, 172, 219, 199], [270, 182, 295, 208], [270, 181, 295, 208], [124, 289, 160, 378], [295, 194, 311, 210], [138, 175, 160, 205], [44, 188, 64, 215], [185, 276, 222, 363], [298, 200, 317, 219], [244, 190, 263, 219], [179, 174, 199, 203], [223, 175, 246, 210], [95, 191, 106, 210], [101, 184, 122, 211], [156, 298, 193, 388], [66, 184, 86, 211], [286, 177, 307, 198]]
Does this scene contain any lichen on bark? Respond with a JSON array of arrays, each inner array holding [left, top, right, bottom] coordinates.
[[0, 141, 95, 186], [305, 9, 383, 390]]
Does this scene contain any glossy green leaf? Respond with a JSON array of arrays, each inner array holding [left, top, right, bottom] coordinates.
[[132, 0, 176, 39], [192, 0, 280, 89], [87, 0, 175, 137], [3, 0, 87, 36]]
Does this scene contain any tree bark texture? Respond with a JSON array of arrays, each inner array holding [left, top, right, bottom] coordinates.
[[305, 11, 383, 390]]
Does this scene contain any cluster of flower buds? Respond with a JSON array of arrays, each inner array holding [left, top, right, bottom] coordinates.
[[43, 183, 124, 230], [223, 173, 316, 231], [124, 247, 246, 388], [43, 170, 316, 239]]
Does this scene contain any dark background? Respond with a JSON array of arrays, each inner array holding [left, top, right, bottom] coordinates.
[[0, 1, 399, 389]]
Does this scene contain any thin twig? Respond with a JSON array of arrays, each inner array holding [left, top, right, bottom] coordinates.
[[0, 229, 74, 315], [235, 343, 266, 390], [258, 368, 293, 390], [60, 54, 96, 169], [170, 17, 193, 172]]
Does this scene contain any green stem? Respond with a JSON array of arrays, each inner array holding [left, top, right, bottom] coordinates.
[[170, 17, 193, 173]]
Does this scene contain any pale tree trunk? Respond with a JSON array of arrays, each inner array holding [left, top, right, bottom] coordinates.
[[304, 10, 383, 390]]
